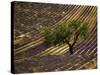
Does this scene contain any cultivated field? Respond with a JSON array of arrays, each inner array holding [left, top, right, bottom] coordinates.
[[13, 2, 97, 73]]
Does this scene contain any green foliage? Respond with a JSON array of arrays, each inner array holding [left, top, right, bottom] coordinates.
[[79, 22, 89, 39], [43, 20, 89, 46], [68, 20, 81, 30]]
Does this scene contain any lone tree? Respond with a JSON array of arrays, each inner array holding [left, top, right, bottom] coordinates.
[[42, 20, 89, 54]]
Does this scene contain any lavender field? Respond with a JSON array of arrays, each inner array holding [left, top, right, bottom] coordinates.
[[13, 2, 97, 73]]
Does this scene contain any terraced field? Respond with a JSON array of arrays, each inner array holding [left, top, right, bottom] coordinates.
[[13, 2, 97, 73]]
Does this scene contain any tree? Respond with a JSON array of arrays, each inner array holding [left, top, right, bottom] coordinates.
[[43, 20, 89, 55]]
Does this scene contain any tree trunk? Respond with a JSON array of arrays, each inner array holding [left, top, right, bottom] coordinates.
[[69, 46, 73, 55]]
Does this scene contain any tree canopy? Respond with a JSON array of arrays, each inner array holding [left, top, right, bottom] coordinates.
[[43, 20, 89, 54]]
